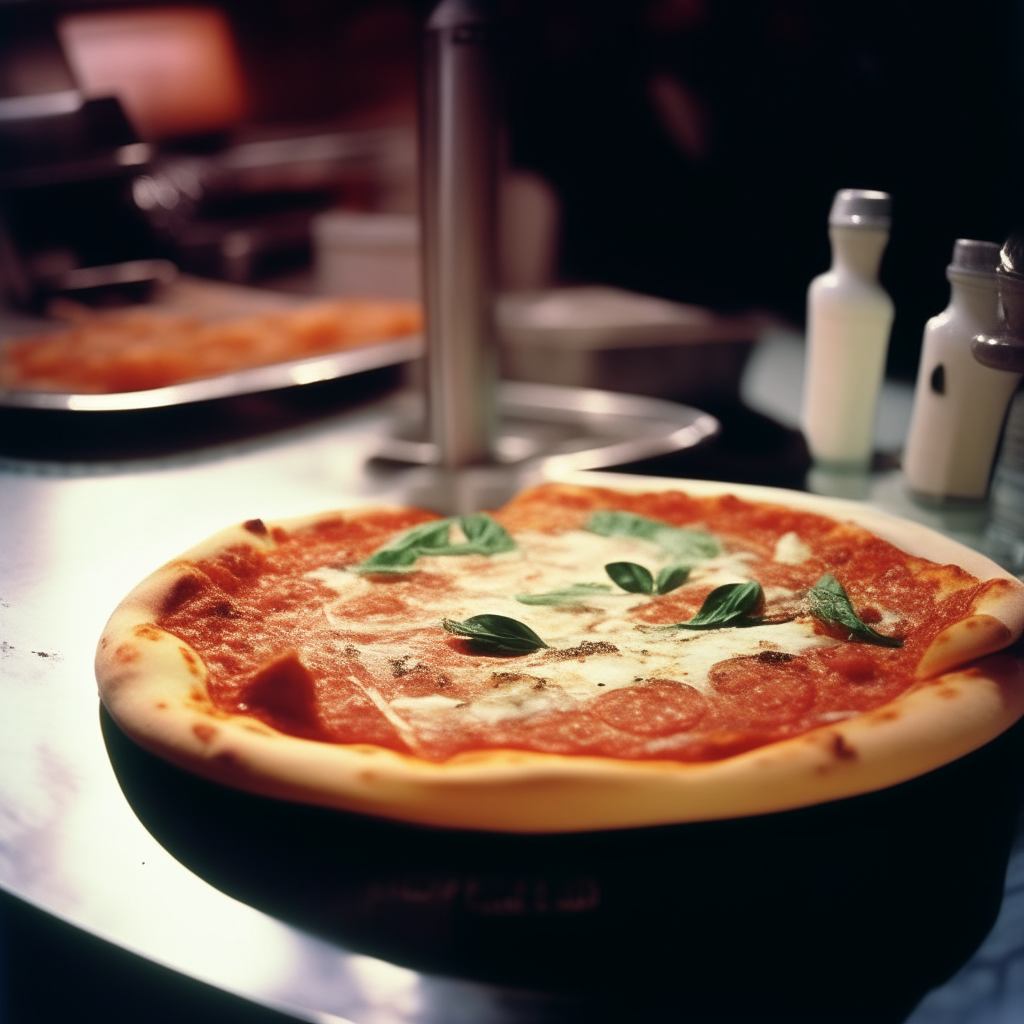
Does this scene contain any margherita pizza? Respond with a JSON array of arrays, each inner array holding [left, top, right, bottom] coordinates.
[[95, 475, 1024, 832]]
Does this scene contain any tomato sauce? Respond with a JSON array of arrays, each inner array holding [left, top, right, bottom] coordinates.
[[158, 486, 986, 763]]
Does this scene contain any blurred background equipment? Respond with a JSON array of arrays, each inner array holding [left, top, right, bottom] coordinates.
[[58, 6, 248, 140], [498, 286, 763, 404], [2, 0, 1017, 380], [0, 5, 170, 309], [313, 211, 419, 298]]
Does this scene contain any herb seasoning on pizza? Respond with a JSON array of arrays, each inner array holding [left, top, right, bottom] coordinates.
[[96, 480, 1024, 832]]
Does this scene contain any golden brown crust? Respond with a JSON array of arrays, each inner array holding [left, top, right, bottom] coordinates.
[[95, 474, 1024, 832]]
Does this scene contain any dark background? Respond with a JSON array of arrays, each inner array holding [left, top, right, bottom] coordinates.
[[221, 0, 1021, 379], [4, 0, 1020, 376]]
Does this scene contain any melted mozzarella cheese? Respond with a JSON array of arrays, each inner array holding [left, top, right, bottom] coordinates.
[[306, 529, 835, 730], [774, 531, 812, 564]]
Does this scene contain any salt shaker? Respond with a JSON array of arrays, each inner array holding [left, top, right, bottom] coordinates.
[[903, 240, 1020, 501], [801, 189, 894, 468]]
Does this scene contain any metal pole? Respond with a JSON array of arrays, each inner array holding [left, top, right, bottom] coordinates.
[[420, 0, 496, 468]]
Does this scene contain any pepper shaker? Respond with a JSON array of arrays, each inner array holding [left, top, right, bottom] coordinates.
[[903, 240, 1020, 501]]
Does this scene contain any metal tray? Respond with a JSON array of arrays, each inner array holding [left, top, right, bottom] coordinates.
[[376, 380, 720, 471], [0, 334, 424, 412]]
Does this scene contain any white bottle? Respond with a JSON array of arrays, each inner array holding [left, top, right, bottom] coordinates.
[[802, 189, 894, 468], [903, 239, 1021, 500]]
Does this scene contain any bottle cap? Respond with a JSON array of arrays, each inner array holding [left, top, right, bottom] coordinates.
[[948, 239, 1001, 278], [828, 189, 891, 229], [999, 230, 1024, 280]]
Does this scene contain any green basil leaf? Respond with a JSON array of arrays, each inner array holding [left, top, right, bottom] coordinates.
[[357, 513, 515, 572], [586, 511, 719, 561], [357, 546, 420, 571], [656, 564, 690, 595], [405, 519, 461, 552], [515, 583, 613, 606], [458, 513, 516, 553], [808, 574, 903, 648], [673, 581, 764, 630], [605, 561, 654, 594], [442, 614, 549, 654]]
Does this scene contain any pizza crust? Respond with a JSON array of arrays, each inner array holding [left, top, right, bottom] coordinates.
[[96, 475, 1024, 833]]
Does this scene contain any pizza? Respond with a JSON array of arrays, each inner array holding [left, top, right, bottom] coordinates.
[[0, 299, 421, 394], [95, 475, 1024, 832]]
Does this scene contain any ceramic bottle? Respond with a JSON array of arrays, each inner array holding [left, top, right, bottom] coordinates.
[[802, 189, 894, 468], [904, 239, 1020, 501]]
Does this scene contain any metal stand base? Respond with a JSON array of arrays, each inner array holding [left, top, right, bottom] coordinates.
[[375, 380, 718, 470]]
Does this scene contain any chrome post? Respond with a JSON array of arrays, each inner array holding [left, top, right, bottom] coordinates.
[[420, 0, 497, 468]]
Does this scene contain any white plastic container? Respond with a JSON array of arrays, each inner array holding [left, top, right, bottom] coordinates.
[[903, 239, 1021, 500], [497, 286, 764, 403], [313, 212, 420, 299], [801, 189, 894, 468]]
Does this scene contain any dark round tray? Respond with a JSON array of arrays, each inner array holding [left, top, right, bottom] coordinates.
[[102, 709, 1024, 1024]]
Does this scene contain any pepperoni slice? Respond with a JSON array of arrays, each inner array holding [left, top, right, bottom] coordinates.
[[593, 679, 709, 736], [710, 657, 816, 728]]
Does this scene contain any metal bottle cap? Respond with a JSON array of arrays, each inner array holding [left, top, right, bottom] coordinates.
[[1000, 230, 1024, 280], [947, 239, 1001, 278], [972, 229, 1024, 372], [828, 189, 892, 229]]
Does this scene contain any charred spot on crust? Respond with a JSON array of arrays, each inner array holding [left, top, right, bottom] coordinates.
[[243, 518, 268, 536], [133, 623, 163, 641], [237, 651, 323, 738], [114, 643, 139, 664], [192, 723, 217, 743], [831, 734, 857, 760], [161, 573, 207, 615], [872, 708, 900, 721], [757, 651, 793, 664], [544, 641, 619, 661], [179, 647, 202, 677]]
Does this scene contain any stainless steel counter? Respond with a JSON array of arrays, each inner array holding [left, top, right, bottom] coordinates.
[[0, 404, 535, 1023], [1, 386, 1023, 1024]]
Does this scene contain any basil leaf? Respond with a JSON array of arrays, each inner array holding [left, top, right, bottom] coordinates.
[[357, 546, 420, 571], [357, 513, 515, 572], [605, 561, 654, 594], [656, 564, 690, 595], [808, 574, 903, 648], [586, 511, 719, 561], [515, 583, 612, 606], [673, 581, 764, 630], [455, 513, 517, 555], [404, 518, 460, 552], [443, 614, 549, 654]]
